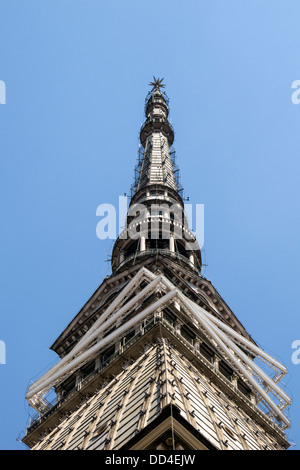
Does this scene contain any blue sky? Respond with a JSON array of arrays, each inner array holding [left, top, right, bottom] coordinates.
[[1, 0, 300, 450]]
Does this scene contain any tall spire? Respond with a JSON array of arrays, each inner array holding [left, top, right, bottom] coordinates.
[[22, 77, 291, 452], [136, 78, 177, 192], [111, 79, 201, 273]]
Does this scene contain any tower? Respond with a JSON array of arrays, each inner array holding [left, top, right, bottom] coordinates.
[[22, 78, 291, 451]]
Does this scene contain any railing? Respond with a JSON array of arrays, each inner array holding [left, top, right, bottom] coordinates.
[[144, 91, 170, 114], [140, 117, 174, 137], [115, 248, 198, 273]]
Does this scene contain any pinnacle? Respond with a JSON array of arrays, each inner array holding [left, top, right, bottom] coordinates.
[[149, 76, 166, 92]]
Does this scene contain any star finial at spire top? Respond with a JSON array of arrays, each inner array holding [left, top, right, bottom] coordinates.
[[149, 76, 165, 92]]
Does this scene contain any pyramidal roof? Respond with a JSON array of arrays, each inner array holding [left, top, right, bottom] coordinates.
[[25, 267, 290, 448], [27, 334, 288, 450]]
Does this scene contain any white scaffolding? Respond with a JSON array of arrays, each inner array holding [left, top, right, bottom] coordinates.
[[26, 267, 291, 429]]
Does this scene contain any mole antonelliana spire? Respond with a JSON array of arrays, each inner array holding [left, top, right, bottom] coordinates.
[[111, 76, 201, 275], [137, 76, 176, 191], [22, 79, 291, 451]]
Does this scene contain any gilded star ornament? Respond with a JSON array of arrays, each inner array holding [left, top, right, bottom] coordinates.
[[149, 76, 165, 92]]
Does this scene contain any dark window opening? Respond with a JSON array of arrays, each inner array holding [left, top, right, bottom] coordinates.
[[147, 238, 169, 249], [124, 240, 139, 257], [237, 380, 251, 398], [176, 241, 188, 258], [219, 361, 233, 381], [181, 326, 195, 345], [123, 329, 135, 344], [81, 361, 96, 377], [200, 343, 214, 363], [163, 307, 176, 326], [99, 345, 115, 367]]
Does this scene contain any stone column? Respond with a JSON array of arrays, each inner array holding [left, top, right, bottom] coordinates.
[[169, 234, 175, 252], [232, 372, 238, 389], [194, 338, 202, 354], [140, 235, 146, 251], [214, 356, 221, 372], [174, 320, 182, 335]]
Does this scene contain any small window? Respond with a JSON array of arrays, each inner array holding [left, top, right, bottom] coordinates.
[[237, 380, 251, 398], [181, 327, 194, 345], [200, 343, 214, 363], [223, 426, 236, 441], [219, 361, 233, 381], [93, 422, 109, 438]]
